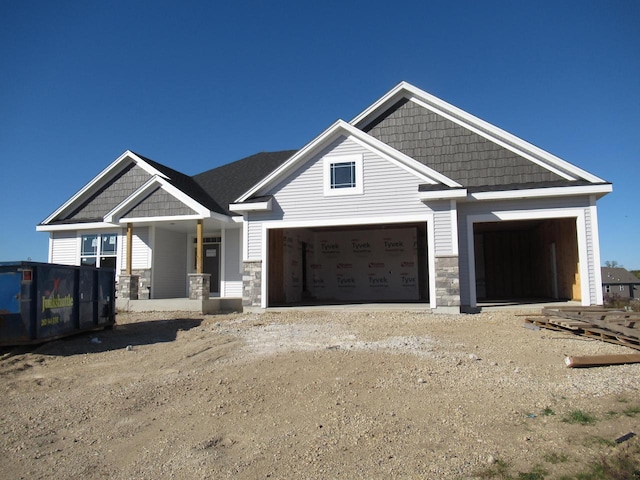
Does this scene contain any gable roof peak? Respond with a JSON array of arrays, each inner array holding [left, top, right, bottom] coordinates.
[[351, 82, 606, 185], [235, 118, 461, 203]]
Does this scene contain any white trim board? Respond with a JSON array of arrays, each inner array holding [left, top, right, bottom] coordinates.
[[468, 184, 612, 201], [37, 221, 119, 232], [464, 207, 593, 308]]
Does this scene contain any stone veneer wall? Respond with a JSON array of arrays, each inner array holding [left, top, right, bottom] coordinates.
[[117, 274, 139, 300], [188, 274, 211, 300], [435, 256, 460, 307], [242, 261, 262, 307], [119, 269, 151, 299]]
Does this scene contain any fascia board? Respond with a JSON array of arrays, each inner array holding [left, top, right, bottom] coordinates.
[[41, 150, 138, 225], [229, 198, 272, 212], [260, 212, 432, 230], [155, 177, 211, 216], [352, 82, 605, 184], [104, 176, 212, 221], [118, 214, 205, 223], [349, 81, 411, 127], [469, 184, 612, 201], [36, 221, 118, 232], [119, 212, 233, 224], [127, 151, 169, 179], [418, 189, 467, 201]]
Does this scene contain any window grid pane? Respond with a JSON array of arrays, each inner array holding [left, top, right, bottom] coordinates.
[[81, 235, 98, 256], [101, 234, 117, 255], [331, 161, 356, 189]]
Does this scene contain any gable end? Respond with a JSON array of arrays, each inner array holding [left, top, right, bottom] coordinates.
[[122, 186, 198, 218], [365, 99, 566, 189], [56, 163, 152, 223]]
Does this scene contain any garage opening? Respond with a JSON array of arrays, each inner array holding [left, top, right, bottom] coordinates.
[[268, 223, 430, 306], [473, 218, 580, 302]]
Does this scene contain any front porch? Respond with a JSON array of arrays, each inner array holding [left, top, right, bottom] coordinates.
[[115, 296, 243, 314]]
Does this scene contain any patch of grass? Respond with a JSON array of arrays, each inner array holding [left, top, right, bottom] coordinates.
[[516, 465, 547, 480], [616, 397, 630, 403], [571, 441, 640, 479], [606, 410, 619, 418], [584, 436, 616, 448], [541, 407, 555, 416], [622, 405, 640, 417], [543, 451, 569, 464], [474, 458, 511, 478], [474, 461, 548, 480], [562, 409, 597, 425]]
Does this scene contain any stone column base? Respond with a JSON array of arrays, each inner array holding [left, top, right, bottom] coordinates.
[[189, 274, 211, 300], [242, 261, 262, 307], [435, 256, 460, 311], [118, 275, 139, 300]]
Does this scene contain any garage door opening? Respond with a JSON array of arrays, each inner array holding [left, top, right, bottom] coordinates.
[[473, 218, 580, 303], [267, 223, 430, 307]]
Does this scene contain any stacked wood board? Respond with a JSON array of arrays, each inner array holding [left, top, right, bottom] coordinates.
[[525, 307, 640, 351]]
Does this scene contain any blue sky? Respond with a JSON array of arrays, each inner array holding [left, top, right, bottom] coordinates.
[[1, 1, 638, 268]]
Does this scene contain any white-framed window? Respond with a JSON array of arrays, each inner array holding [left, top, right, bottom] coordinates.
[[81, 233, 118, 269], [323, 154, 363, 196]]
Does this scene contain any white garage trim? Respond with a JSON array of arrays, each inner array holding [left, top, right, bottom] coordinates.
[[259, 213, 436, 309], [465, 207, 591, 308]]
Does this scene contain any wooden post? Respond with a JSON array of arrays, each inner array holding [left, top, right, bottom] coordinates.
[[126, 223, 133, 275], [565, 354, 640, 368], [196, 219, 203, 274]]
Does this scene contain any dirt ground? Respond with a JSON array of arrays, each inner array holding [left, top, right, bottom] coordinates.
[[1, 308, 639, 479]]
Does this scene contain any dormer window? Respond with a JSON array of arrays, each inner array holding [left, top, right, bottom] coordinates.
[[323, 154, 363, 196]]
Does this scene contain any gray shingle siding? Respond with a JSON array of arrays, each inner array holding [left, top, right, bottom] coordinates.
[[365, 99, 564, 188], [124, 187, 197, 217], [62, 163, 151, 221]]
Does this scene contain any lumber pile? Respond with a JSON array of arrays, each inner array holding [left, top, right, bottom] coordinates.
[[525, 306, 640, 351]]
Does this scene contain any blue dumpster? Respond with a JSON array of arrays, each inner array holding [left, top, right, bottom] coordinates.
[[0, 261, 115, 346]]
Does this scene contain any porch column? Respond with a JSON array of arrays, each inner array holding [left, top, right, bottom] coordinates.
[[118, 222, 139, 300], [126, 222, 133, 275], [196, 219, 203, 274], [189, 219, 210, 300]]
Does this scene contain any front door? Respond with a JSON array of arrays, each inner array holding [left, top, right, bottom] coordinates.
[[195, 240, 220, 295], [204, 243, 220, 294]]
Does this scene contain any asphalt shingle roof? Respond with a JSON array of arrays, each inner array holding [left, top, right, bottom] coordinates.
[[601, 267, 640, 285], [192, 150, 297, 215], [134, 150, 296, 216]]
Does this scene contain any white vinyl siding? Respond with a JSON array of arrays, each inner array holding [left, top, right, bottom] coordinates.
[[432, 202, 454, 256], [247, 220, 263, 260], [271, 138, 430, 219], [120, 226, 151, 270], [152, 228, 187, 298], [50, 231, 78, 265], [222, 227, 242, 297], [246, 137, 437, 258]]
